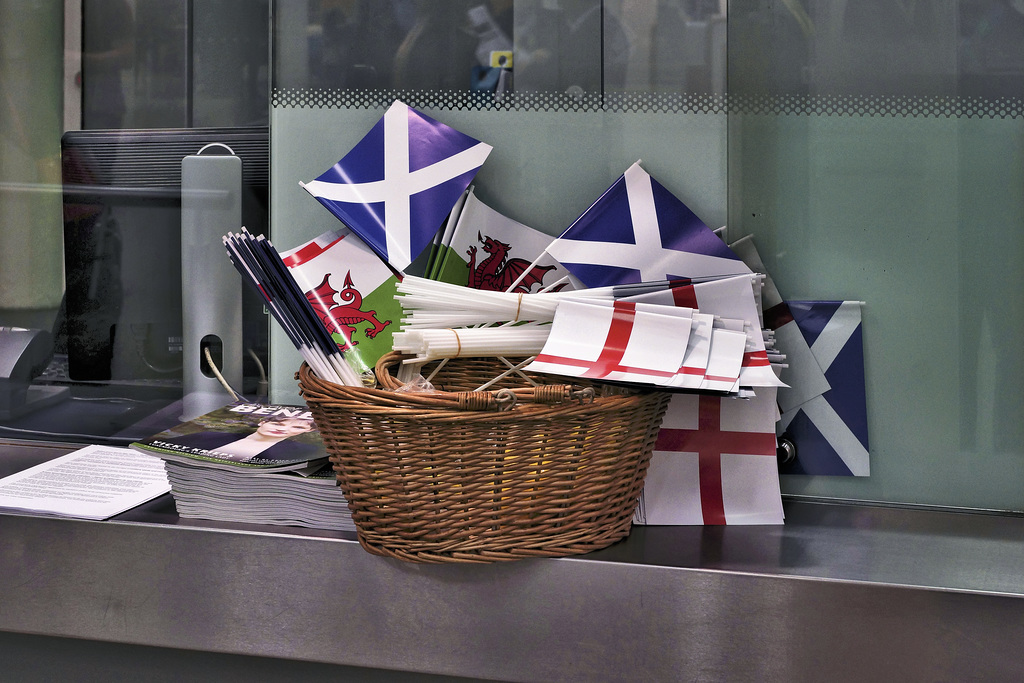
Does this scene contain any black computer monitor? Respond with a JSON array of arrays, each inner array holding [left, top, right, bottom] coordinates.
[[59, 127, 269, 393]]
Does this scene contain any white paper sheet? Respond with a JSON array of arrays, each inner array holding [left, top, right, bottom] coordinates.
[[0, 445, 171, 520]]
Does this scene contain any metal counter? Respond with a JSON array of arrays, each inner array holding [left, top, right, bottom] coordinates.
[[2, 442, 1023, 681]]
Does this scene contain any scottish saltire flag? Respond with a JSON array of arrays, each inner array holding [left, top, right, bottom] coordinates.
[[300, 101, 492, 273], [526, 299, 692, 385], [635, 388, 784, 525], [544, 161, 751, 287], [280, 227, 402, 375], [778, 301, 869, 476], [729, 235, 829, 409], [432, 188, 574, 292]]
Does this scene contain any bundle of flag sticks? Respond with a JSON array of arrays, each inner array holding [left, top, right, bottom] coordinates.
[[393, 274, 783, 394], [223, 228, 362, 387]]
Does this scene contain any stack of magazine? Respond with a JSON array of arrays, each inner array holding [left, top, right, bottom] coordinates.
[[131, 403, 354, 532]]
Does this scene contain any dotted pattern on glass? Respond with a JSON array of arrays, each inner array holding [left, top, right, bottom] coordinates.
[[273, 88, 1024, 119]]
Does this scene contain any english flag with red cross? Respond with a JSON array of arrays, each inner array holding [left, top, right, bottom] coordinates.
[[525, 299, 692, 385], [623, 274, 786, 390], [635, 388, 784, 525]]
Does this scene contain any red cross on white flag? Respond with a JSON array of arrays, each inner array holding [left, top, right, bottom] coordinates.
[[526, 299, 691, 385], [623, 275, 786, 389], [635, 388, 784, 525]]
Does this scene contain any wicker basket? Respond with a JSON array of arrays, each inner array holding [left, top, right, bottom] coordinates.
[[298, 352, 671, 564]]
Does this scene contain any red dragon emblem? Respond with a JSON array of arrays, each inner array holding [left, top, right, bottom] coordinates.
[[305, 271, 391, 350], [466, 232, 562, 293]]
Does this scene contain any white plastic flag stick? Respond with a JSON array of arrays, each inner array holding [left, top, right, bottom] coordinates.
[[392, 326, 551, 361], [474, 356, 538, 392], [496, 354, 541, 387], [538, 275, 570, 293]]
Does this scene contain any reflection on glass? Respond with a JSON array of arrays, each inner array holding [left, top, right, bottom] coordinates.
[[2, 1, 273, 445], [275, 0, 728, 95], [81, 0, 135, 129], [728, 0, 1024, 509], [80, 0, 270, 129], [729, 0, 1024, 98]]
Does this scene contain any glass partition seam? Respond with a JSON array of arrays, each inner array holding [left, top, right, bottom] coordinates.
[[271, 88, 1023, 119]]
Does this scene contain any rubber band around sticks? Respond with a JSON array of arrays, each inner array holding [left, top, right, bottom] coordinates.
[[514, 293, 523, 322], [448, 328, 462, 357]]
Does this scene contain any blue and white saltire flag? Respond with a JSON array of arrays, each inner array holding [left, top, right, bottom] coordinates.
[[544, 161, 751, 287], [300, 101, 493, 273], [778, 301, 870, 476]]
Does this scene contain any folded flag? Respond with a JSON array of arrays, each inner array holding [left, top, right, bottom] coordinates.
[[525, 299, 692, 386], [672, 312, 714, 390], [545, 161, 751, 287], [624, 275, 786, 389], [432, 188, 572, 292], [300, 100, 492, 273], [635, 388, 784, 525], [699, 328, 747, 393], [279, 227, 402, 375], [729, 235, 829, 410], [425, 187, 469, 280], [778, 301, 870, 476]]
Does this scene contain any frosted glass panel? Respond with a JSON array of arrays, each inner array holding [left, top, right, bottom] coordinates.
[[729, 1, 1024, 509], [267, 1, 1024, 511]]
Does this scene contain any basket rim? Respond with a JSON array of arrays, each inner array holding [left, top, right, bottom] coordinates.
[[297, 353, 667, 417]]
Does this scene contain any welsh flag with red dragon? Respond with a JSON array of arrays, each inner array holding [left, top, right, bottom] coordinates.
[[279, 226, 402, 376]]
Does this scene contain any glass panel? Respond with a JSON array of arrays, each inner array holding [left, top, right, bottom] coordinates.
[[728, 1, 1024, 509], [268, 1, 729, 403], [8, 0, 1020, 512], [273, 0, 727, 95], [1, 0, 271, 446]]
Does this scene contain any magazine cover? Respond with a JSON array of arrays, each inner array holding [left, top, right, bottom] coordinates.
[[131, 403, 329, 472]]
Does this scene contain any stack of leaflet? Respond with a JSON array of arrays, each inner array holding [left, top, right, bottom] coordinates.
[[131, 403, 355, 532], [162, 460, 355, 532]]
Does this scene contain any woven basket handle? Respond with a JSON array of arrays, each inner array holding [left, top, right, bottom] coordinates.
[[454, 385, 594, 410], [372, 352, 595, 411]]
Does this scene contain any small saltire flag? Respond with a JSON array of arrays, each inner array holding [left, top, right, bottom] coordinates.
[[300, 100, 493, 273], [279, 227, 403, 375], [635, 388, 784, 525], [545, 161, 751, 287], [433, 188, 573, 292], [526, 299, 692, 386], [778, 301, 870, 476]]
